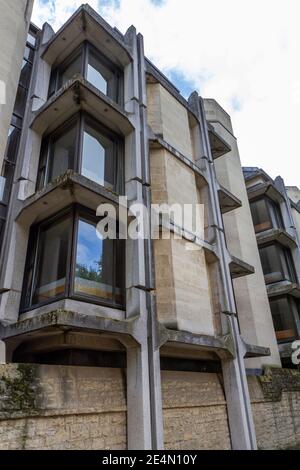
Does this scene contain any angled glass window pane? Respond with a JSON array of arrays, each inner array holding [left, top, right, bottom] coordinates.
[[81, 123, 115, 188], [259, 245, 283, 284], [33, 216, 71, 304], [87, 51, 113, 95], [14, 86, 27, 117], [48, 124, 76, 183], [75, 219, 114, 301], [250, 198, 272, 233], [5, 125, 20, 163], [60, 54, 82, 87], [270, 297, 297, 342], [20, 60, 32, 89]]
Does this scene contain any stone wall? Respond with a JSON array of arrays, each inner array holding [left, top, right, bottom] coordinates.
[[0, 364, 300, 450]]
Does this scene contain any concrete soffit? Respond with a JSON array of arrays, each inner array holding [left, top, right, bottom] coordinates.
[[30, 77, 134, 137], [41, 5, 133, 68]]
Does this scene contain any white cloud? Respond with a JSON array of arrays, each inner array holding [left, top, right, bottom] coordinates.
[[32, 0, 300, 185]]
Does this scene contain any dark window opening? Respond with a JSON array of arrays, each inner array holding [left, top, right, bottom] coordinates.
[[21, 205, 125, 312], [250, 197, 283, 233], [37, 112, 124, 194], [259, 243, 297, 284], [270, 296, 298, 343], [48, 42, 123, 105]]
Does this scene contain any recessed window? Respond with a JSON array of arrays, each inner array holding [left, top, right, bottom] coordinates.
[[270, 297, 298, 342], [259, 243, 296, 284], [37, 113, 123, 193], [21, 206, 125, 312], [250, 197, 283, 233], [48, 42, 123, 105]]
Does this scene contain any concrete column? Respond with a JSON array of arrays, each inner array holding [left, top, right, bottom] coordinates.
[[126, 343, 152, 450], [189, 92, 257, 450], [124, 27, 164, 450]]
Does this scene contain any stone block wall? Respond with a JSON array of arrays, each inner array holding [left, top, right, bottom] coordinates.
[[0, 364, 300, 450]]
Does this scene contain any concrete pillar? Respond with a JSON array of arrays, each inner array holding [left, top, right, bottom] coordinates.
[[124, 27, 164, 450], [189, 92, 257, 450], [126, 343, 152, 450], [0, 340, 5, 364]]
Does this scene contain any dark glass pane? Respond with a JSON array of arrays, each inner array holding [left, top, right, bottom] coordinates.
[[115, 238, 125, 305], [60, 54, 82, 87], [250, 199, 272, 233], [14, 86, 27, 117], [48, 125, 76, 183], [259, 245, 283, 284], [33, 216, 71, 304], [2, 162, 14, 205], [0, 219, 4, 247], [19, 60, 32, 89], [48, 68, 57, 97], [270, 297, 297, 342], [75, 219, 114, 302], [36, 140, 49, 190], [5, 125, 21, 163], [81, 122, 115, 188]]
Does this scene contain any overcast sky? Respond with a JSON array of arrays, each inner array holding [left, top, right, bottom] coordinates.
[[32, 0, 300, 186]]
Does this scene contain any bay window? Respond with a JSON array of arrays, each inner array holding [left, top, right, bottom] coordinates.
[[36, 113, 124, 193], [259, 243, 296, 284], [48, 42, 123, 105], [250, 197, 283, 233], [21, 206, 125, 312]]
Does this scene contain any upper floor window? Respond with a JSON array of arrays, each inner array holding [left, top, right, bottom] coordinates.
[[48, 42, 123, 105], [36, 112, 124, 194], [270, 297, 298, 342], [21, 205, 125, 312], [250, 197, 283, 233], [259, 243, 297, 285]]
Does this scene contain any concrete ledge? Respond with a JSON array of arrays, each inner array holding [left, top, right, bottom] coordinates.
[[256, 228, 297, 249], [31, 77, 133, 136], [230, 255, 255, 279], [208, 125, 231, 159], [158, 326, 235, 359], [16, 171, 121, 226], [0, 310, 138, 345], [247, 181, 284, 203], [267, 281, 300, 299], [242, 341, 271, 358], [218, 185, 242, 214], [41, 4, 132, 67]]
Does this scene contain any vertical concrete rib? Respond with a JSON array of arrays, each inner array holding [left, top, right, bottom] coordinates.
[[189, 92, 257, 450]]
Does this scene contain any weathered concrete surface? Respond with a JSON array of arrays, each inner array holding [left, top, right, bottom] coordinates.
[[204, 99, 281, 369]]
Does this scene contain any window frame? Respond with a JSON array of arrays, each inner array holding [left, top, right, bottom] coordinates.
[[20, 205, 125, 313], [36, 112, 124, 194], [259, 242, 297, 285], [269, 295, 299, 343], [48, 41, 123, 106], [250, 196, 284, 234]]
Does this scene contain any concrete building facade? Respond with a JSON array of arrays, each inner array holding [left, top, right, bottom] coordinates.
[[244, 168, 300, 366], [0, 3, 298, 450]]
